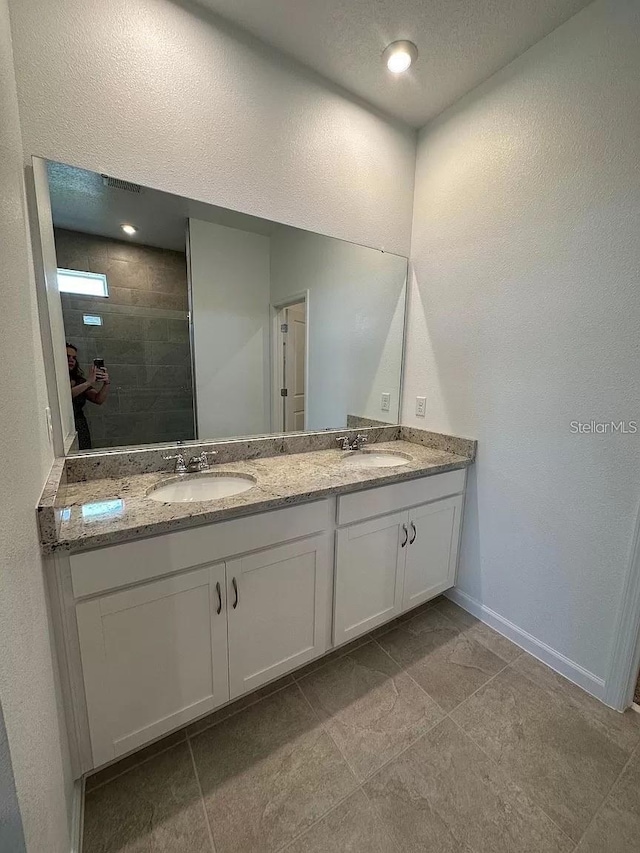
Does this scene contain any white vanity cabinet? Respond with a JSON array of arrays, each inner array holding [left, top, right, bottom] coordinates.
[[76, 563, 229, 766], [66, 502, 331, 768], [334, 512, 407, 641], [76, 531, 331, 766], [333, 470, 465, 644], [402, 495, 463, 610], [54, 469, 467, 775], [227, 534, 330, 699]]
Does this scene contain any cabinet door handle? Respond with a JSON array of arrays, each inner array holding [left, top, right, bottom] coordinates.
[[409, 521, 417, 545], [215, 581, 222, 615], [401, 524, 408, 548], [232, 577, 239, 609]]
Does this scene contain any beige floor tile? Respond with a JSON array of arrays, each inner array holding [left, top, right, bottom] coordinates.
[[298, 641, 444, 780], [190, 685, 357, 853], [291, 636, 371, 680], [377, 607, 507, 711], [451, 666, 629, 841], [85, 728, 186, 792], [433, 599, 522, 663], [512, 652, 640, 754], [185, 673, 295, 737], [364, 717, 573, 853], [576, 745, 640, 852], [83, 742, 211, 853], [284, 790, 400, 853], [369, 597, 441, 639]]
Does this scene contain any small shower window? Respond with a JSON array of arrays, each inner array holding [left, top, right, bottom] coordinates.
[[57, 268, 109, 298]]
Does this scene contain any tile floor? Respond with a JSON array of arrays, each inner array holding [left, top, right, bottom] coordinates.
[[82, 597, 640, 852]]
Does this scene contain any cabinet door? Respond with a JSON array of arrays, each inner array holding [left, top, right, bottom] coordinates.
[[227, 534, 330, 699], [77, 564, 229, 767], [403, 495, 463, 612], [334, 511, 407, 645]]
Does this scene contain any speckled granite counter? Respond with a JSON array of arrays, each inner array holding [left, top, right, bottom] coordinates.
[[38, 428, 475, 554]]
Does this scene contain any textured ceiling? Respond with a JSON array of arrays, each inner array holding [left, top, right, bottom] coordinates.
[[193, 0, 592, 127]]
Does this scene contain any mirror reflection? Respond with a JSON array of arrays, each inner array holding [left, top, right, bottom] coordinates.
[[45, 160, 407, 452]]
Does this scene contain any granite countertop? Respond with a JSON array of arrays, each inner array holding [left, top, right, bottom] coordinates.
[[42, 439, 473, 554]]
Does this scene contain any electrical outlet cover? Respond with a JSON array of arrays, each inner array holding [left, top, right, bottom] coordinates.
[[416, 396, 426, 417], [381, 392, 391, 412]]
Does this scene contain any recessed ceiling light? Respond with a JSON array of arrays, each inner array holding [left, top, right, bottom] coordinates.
[[121, 224, 138, 236], [383, 40, 418, 74]]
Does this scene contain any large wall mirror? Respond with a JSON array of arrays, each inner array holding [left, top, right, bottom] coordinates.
[[32, 158, 407, 454]]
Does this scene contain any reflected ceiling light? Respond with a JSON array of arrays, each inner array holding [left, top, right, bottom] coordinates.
[[383, 40, 418, 73], [121, 223, 138, 236]]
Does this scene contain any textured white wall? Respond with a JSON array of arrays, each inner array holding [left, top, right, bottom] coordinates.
[[404, 0, 640, 682], [270, 227, 407, 429], [0, 1, 73, 850], [0, 700, 26, 853], [190, 219, 271, 438], [8, 0, 415, 257]]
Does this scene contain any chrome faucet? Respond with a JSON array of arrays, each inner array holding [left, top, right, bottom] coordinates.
[[336, 434, 369, 452], [163, 450, 217, 474], [163, 452, 188, 474], [188, 451, 217, 472]]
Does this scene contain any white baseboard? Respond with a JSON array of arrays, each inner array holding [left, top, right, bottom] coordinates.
[[70, 778, 84, 853], [445, 588, 606, 702]]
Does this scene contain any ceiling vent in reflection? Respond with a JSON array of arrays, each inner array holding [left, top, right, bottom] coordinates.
[[101, 174, 142, 193]]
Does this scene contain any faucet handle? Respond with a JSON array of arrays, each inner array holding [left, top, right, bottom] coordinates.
[[356, 434, 369, 445], [185, 450, 218, 471], [336, 436, 351, 451], [163, 452, 187, 473], [194, 450, 217, 470]]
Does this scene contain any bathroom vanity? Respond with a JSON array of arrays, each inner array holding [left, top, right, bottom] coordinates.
[[40, 428, 474, 774], [30, 155, 477, 780]]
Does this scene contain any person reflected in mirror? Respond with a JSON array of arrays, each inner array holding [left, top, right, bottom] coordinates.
[[67, 343, 110, 450]]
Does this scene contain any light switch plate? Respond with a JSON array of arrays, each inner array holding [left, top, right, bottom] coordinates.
[[415, 396, 426, 417], [381, 392, 391, 412]]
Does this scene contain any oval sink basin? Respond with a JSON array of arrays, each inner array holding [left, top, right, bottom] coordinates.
[[149, 473, 256, 503], [341, 451, 412, 469]]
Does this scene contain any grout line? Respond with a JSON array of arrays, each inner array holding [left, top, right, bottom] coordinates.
[[432, 601, 526, 667], [293, 680, 362, 782], [291, 637, 371, 683], [369, 618, 515, 718], [445, 650, 640, 850], [446, 714, 577, 850], [187, 737, 217, 853], [186, 679, 294, 740], [275, 786, 364, 853], [571, 739, 639, 849], [358, 717, 446, 787], [84, 615, 437, 796], [445, 659, 512, 715], [89, 677, 297, 793], [369, 635, 448, 713], [358, 785, 404, 853], [295, 651, 443, 789]]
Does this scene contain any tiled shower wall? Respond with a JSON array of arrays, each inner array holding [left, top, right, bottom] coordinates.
[[54, 228, 195, 449]]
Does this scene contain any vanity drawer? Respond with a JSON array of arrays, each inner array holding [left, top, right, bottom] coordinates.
[[336, 469, 466, 526], [70, 500, 331, 598]]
